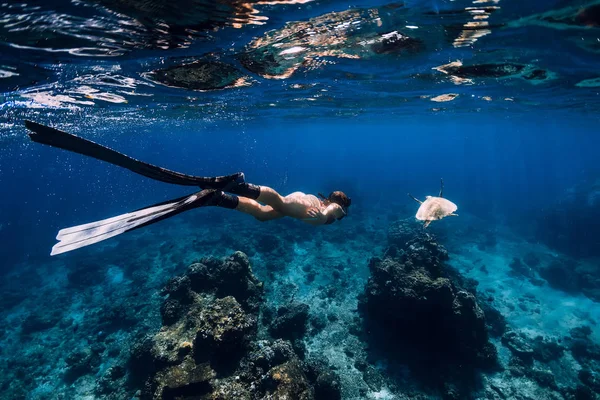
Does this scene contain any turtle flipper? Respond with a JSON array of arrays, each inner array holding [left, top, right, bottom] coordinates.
[[408, 193, 423, 204], [439, 178, 444, 198]]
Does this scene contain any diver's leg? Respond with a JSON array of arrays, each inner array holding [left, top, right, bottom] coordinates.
[[24, 120, 244, 188], [255, 186, 287, 211], [235, 197, 283, 221], [227, 184, 288, 212]]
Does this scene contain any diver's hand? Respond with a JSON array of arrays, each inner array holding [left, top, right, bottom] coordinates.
[[306, 207, 321, 219]]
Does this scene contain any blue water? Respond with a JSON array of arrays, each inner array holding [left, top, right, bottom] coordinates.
[[1, 0, 600, 399]]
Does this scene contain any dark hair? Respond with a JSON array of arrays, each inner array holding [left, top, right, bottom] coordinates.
[[319, 191, 351, 210]]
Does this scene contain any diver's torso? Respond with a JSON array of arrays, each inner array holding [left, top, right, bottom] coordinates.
[[284, 192, 325, 219]]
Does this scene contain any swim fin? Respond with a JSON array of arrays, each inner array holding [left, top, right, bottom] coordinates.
[[51, 189, 221, 255], [24, 120, 244, 189]]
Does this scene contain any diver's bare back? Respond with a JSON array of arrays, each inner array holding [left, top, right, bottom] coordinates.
[[285, 192, 325, 223]]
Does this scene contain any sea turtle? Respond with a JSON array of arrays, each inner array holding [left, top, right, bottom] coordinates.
[[408, 179, 458, 228]]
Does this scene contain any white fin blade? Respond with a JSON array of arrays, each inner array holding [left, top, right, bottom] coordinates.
[[56, 202, 176, 238], [51, 194, 199, 255]]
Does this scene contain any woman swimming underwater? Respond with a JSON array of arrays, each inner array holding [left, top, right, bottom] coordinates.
[[24, 121, 351, 256]]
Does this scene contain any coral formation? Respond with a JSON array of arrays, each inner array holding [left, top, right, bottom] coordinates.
[[360, 230, 500, 397], [129, 251, 340, 400], [1, 209, 599, 400]]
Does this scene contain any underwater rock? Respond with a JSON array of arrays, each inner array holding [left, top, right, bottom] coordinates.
[[269, 302, 310, 341], [64, 348, 101, 383], [561, 326, 600, 397], [262, 360, 315, 399], [129, 251, 336, 400], [387, 217, 420, 248], [509, 257, 536, 279], [95, 302, 139, 333], [194, 296, 257, 362], [530, 369, 558, 390], [146, 294, 257, 374], [186, 251, 263, 312], [20, 310, 62, 334], [538, 257, 600, 302], [66, 261, 107, 288], [579, 369, 600, 394], [244, 339, 297, 373], [359, 232, 499, 395], [96, 365, 127, 394], [502, 331, 535, 364], [146, 60, 250, 91], [531, 336, 565, 363], [303, 358, 342, 400], [152, 356, 214, 399], [160, 275, 194, 325], [523, 252, 541, 268], [567, 326, 600, 365], [539, 259, 580, 293]]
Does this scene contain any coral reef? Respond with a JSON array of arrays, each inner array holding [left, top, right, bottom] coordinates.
[[1, 209, 600, 400], [130, 251, 341, 400], [359, 230, 500, 397]]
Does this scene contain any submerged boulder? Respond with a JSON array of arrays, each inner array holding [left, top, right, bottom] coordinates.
[[502, 331, 535, 364], [128, 251, 336, 400], [387, 217, 421, 248], [269, 302, 310, 341], [359, 232, 499, 395], [186, 251, 263, 313]]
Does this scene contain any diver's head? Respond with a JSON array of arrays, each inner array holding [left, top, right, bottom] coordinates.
[[328, 191, 351, 214]]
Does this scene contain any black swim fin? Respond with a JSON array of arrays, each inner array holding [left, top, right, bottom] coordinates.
[[50, 189, 227, 255], [24, 120, 244, 189]]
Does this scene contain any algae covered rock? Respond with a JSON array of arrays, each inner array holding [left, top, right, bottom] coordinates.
[[387, 217, 420, 248], [359, 232, 499, 395], [262, 359, 314, 399], [269, 302, 310, 340], [152, 356, 214, 399], [186, 251, 263, 312], [194, 296, 257, 362], [129, 251, 335, 400], [64, 347, 101, 383], [502, 331, 535, 364]]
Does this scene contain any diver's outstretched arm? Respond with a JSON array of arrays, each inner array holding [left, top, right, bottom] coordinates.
[[24, 120, 244, 189], [50, 189, 233, 255]]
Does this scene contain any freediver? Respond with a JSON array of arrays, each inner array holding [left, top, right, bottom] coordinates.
[[24, 121, 351, 255]]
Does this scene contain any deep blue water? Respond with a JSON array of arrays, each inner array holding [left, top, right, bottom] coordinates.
[[1, 115, 598, 265], [1, 0, 600, 399]]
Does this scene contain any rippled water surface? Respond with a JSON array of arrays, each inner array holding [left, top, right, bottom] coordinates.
[[1, 0, 599, 133]]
